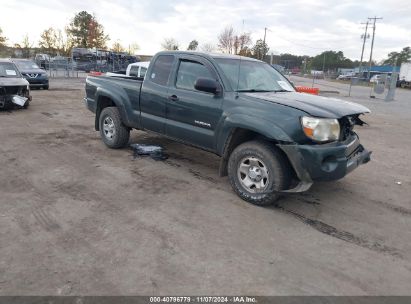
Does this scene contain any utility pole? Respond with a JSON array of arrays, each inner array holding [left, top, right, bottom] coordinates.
[[359, 21, 369, 79], [367, 16, 383, 80], [262, 27, 268, 60]]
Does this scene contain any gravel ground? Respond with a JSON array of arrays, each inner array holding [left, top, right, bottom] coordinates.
[[0, 77, 410, 295]]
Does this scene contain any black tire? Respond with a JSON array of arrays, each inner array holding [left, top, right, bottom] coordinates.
[[43, 85, 49, 90], [99, 107, 130, 149], [23, 100, 30, 109], [400, 81, 406, 89], [228, 140, 291, 206]]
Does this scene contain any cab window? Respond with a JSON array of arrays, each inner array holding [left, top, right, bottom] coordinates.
[[129, 66, 139, 77], [150, 55, 174, 86], [176, 60, 213, 91]]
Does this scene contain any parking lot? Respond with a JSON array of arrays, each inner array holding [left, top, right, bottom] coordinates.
[[1, 77, 411, 295]]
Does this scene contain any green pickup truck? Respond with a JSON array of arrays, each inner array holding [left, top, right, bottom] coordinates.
[[84, 51, 371, 205]]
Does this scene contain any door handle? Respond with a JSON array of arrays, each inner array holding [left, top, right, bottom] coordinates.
[[168, 95, 179, 102]]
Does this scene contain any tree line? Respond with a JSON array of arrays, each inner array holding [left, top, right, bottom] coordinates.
[[0, 11, 138, 57], [1, 15, 410, 68], [160, 25, 269, 61], [161, 25, 411, 70]]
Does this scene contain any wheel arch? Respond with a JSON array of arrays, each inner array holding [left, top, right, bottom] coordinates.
[[94, 90, 128, 131], [218, 124, 295, 178]]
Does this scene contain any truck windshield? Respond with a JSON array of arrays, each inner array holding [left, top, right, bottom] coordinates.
[[0, 62, 20, 78], [215, 58, 295, 92]]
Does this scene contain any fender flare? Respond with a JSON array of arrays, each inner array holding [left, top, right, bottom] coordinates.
[[216, 114, 294, 177], [94, 86, 131, 130], [217, 113, 293, 155]]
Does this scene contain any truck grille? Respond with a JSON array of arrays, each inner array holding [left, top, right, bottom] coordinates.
[[1, 86, 22, 95]]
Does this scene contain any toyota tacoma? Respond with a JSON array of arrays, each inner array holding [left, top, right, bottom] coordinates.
[[84, 51, 371, 205]]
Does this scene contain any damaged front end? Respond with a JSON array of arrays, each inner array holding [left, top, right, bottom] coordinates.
[[0, 78, 31, 109], [278, 113, 371, 192]]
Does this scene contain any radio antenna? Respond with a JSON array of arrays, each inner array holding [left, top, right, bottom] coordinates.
[[235, 19, 245, 98]]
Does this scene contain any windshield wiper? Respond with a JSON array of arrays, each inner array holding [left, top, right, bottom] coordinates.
[[272, 89, 291, 92], [236, 89, 292, 93], [236, 89, 274, 93]]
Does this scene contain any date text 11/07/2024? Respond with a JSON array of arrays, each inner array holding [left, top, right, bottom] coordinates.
[[149, 296, 257, 303]]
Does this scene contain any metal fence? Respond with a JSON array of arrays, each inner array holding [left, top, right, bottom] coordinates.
[[36, 48, 140, 78]]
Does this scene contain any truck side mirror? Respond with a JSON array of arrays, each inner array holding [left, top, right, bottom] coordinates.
[[194, 78, 220, 94]]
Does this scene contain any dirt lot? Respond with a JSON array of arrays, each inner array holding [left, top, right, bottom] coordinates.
[[1, 77, 411, 295]]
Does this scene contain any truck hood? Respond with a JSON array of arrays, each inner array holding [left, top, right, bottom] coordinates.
[[245, 92, 370, 118], [0, 77, 29, 87]]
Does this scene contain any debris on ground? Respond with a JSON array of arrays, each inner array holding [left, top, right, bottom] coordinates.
[[130, 143, 168, 161], [12, 95, 28, 107], [396, 181, 402, 185]]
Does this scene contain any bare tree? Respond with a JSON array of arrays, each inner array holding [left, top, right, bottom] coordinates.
[[56, 29, 72, 56], [0, 27, 7, 48], [200, 43, 216, 53], [39, 28, 58, 55], [234, 33, 252, 55], [112, 40, 125, 52], [128, 42, 140, 55], [161, 38, 179, 50], [218, 26, 235, 54], [21, 34, 33, 58]]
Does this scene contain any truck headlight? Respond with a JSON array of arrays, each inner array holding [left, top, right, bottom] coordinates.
[[301, 116, 340, 142]]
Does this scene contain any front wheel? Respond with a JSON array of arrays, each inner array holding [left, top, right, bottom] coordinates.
[[228, 140, 291, 206], [99, 107, 130, 149]]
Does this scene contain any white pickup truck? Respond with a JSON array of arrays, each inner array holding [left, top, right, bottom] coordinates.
[[106, 61, 150, 78], [398, 62, 411, 88]]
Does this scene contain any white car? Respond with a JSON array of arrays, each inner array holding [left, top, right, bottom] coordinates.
[[337, 73, 355, 80], [106, 61, 150, 78], [369, 74, 381, 83], [370, 74, 391, 83]]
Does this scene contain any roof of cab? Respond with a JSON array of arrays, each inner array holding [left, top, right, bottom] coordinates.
[[155, 51, 262, 62]]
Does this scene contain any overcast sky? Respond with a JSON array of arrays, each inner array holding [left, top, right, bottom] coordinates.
[[1, 0, 410, 61]]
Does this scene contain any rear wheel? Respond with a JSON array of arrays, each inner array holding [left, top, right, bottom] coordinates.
[[228, 140, 291, 206], [99, 107, 130, 148]]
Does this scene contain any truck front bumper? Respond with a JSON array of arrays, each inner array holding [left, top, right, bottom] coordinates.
[[278, 134, 371, 191]]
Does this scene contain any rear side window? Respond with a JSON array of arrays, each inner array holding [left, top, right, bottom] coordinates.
[[150, 55, 174, 86], [176, 60, 213, 91], [129, 66, 139, 77]]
